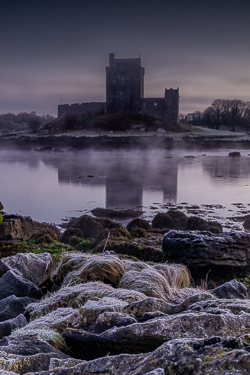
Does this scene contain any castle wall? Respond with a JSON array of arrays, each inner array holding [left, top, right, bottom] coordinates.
[[140, 98, 164, 119], [58, 102, 106, 117]]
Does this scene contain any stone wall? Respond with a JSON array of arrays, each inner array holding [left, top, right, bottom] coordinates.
[[58, 102, 106, 117], [140, 98, 165, 119]]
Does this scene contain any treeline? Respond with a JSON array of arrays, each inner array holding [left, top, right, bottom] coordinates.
[[190, 99, 250, 131], [0, 112, 55, 132]]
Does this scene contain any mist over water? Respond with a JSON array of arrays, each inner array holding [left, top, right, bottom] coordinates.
[[0, 148, 250, 228]]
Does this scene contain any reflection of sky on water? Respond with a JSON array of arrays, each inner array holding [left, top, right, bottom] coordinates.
[[0, 149, 250, 227]]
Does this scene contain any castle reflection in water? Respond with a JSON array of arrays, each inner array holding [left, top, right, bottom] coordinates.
[[53, 150, 178, 209]]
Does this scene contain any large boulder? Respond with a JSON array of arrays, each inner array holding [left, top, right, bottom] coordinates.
[[0, 270, 42, 300], [66, 215, 122, 239], [0, 314, 27, 339], [162, 230, 250, 267], [2, 252, 55, 286], [63, 310, 250, 359], [0, 295, 36, 321], [187, 216, 222, 233], [212, 279, 248, 300], [127, 218, 151, 230], [0, 334, 69, 373], [152, 210, 188, 230], [41, 336, 250, 375], [0, 214, 60, 243], [26, 307, 77, 331]]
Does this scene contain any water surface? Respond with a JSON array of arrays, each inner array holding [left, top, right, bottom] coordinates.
[[1, 149, 250, 230]]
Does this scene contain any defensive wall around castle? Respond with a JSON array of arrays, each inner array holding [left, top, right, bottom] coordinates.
[[58, 102, 107, 117]]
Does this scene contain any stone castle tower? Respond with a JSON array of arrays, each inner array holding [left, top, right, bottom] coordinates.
[[106, 53, 145, 113], [58, 53, 179, 122]]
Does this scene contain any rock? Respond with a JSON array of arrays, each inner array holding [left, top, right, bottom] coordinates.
[[0, 214, 60, 243], [69, 297, 129, 331], [0, 270, 42, 300], [187, 216, 222, 233], [243, 216, 250, 231], [228, 151, 241, 157], [61, 228, 84, 244], [162, 230, 250, 267], [93, 311, 137, 333], [2, 252, 55, 286], [187, 298, 250, 315], [123, 294, 213, 319], [127, 218, 151, 230], [23, 335, 250, 375], [0, 260, 10, 278], [0, 295, 36, 321], [0, 314, 27, 339], [67, 215, 122, 239], [0, 215, 35, 241], [63, 311, 250, 359], [0, 334, 69, 373], [152, 210, 188, 230], [26, 307, 77, 331], [211, 279, 248, 299]]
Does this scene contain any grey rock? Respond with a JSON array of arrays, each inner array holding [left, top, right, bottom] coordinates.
[[123, 293, 213, 319], [63, 310, 250, 359], [0, 270, 42, 300], [93, 311, 137, 333], [0, 334, 69, 374], [188, 298, 250, 315], [0, 295, 35, 321], [26, 307, 77, 331], [0, 314, 27, 339], [162, 230, 250, 267], [2, 252, 55, 286], [27, 336, 250, 375], [212, 279, 248, 299]]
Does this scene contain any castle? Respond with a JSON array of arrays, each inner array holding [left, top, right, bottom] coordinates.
[[58, 53, 179, 122]]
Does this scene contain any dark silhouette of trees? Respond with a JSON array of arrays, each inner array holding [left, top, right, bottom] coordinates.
[[202, 99, 250, 131], [27, 117, 41, 133]]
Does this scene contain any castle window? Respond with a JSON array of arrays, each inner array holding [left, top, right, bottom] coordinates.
[[120, 91, 123, 96], [143, 102, 146, 107], [154, 102, 158, 106]]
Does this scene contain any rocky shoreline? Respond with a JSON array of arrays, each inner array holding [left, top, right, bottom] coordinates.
[[1, 202, 250, 373], [1, 131, 250, 151]]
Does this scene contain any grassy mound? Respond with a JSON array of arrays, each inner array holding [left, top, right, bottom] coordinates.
[[154, 263, 191, 289]]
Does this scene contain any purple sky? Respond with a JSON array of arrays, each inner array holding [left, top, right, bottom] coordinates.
[[1, 0, 250, 116]]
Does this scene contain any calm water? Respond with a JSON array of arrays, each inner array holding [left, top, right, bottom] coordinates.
[[1, 148, 250, 230]]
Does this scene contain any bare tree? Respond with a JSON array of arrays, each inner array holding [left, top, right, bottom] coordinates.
[[27, 117, 41, 133]]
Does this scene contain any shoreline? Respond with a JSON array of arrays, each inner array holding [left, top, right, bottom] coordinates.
[[1, 129, 250, 150]]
